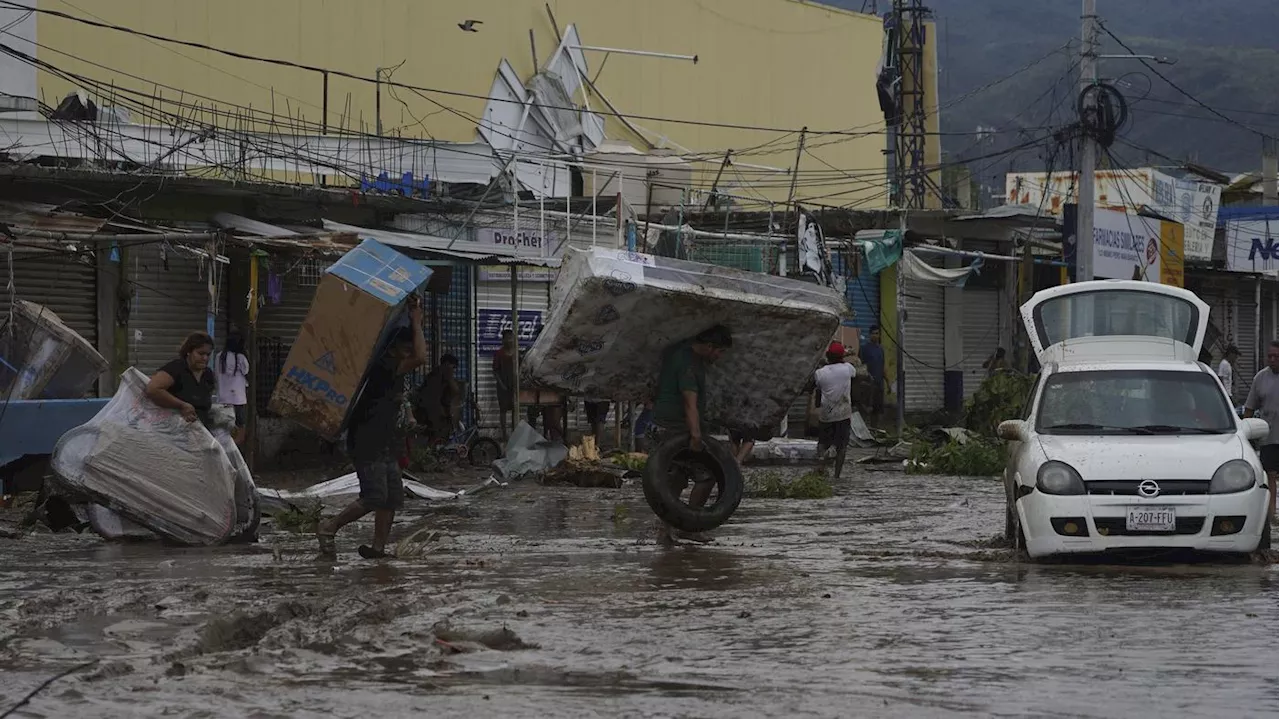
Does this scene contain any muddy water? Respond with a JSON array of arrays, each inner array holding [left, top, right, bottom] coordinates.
[[1, 467, 1276, 718]]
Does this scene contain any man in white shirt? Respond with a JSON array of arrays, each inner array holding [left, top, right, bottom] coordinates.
[[1217, 345, 1238, 403], [812, 341, 858, 479]]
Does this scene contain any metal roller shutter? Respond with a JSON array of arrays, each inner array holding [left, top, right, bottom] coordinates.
[[0, 250, 97, 346], [833, 253, 882, 331], [902, 277, 945, 413], [1235, 293, 1258, 385], [420, 262, 476, 425], [129, 242, 226, 376], [961, 288, 1002, 400], [475, 266, 552, 432], [254, 267, 319, 415]]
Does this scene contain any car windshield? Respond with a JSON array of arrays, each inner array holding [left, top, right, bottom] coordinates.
[[1036, 369, 1235, 435]]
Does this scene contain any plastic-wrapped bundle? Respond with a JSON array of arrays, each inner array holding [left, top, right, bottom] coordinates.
[[84, 405, 261, 543], [51, 368, 238, 546]]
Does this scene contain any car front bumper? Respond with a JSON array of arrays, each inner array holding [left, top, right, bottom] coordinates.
[[1018, 486, 1271, 558]]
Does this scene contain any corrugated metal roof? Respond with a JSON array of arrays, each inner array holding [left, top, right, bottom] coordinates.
[[0, 200, 107, 233], [213, 212, 299, 237]]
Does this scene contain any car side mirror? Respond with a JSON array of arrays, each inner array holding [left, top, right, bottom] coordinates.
[[1242, 417, 1269, 442], [997, 419, 1029, 442]]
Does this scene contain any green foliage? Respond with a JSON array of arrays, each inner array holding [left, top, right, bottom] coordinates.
[[964, 372, 1036, 438], [273, 499, 324, 534], [907, 438, 1005, 477], [613, 453, 648, 471], [748, 470, 835, 500]]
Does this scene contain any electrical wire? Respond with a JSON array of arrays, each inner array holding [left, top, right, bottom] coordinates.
[[0, 0, 1076, 144], [1099, 21, 1277, 142], [1077, 82, 1128, 149]]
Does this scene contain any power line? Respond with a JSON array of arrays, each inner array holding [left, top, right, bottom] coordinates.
[[0, 0, 1072, 143], [1098, 22, 1277, 141]]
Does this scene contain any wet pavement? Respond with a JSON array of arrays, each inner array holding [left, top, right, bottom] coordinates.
[[1, 465, 1276, 718]]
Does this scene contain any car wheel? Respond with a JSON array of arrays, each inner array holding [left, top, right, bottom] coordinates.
[[1257, 512, 1273, 553], [642, 432, 744, 533]]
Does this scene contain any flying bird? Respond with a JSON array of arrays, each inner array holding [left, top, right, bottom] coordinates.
[[458, 20, 482, 32]]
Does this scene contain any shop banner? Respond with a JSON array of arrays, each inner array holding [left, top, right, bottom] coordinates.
[[1091, 207, 1181, 285], [1224, 218, 1278, 274], [476, 227, 558, 256], [1152, 171, 1220, 262], [1063, 204, 1182, 286], [477, 309, 543, 354]]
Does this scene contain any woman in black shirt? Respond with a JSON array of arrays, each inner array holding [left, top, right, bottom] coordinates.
[[146, 332, 217, 427]]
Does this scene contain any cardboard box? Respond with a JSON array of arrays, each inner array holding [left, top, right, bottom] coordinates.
[[269, 239, 432, 439], [522, 247, 845, 430]]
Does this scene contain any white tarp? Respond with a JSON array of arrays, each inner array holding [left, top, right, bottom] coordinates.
[[900, 250, 979, 287], [50, 368, 240, 546], [522, 247, 846, 429]]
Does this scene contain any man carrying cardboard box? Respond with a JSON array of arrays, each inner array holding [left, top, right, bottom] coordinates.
[[317, 296, 428, 559]]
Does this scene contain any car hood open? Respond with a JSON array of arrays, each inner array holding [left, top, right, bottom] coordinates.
[[1035, 433, 1244, 480]]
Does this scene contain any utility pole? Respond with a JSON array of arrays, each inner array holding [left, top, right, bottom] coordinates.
[[1075, 0, 1098, 283]]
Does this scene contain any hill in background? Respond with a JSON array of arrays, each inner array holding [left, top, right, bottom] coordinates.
[[823, 0, 1277, 193]]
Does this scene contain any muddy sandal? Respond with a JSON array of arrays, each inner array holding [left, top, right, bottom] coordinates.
[[358, 545, 391, 560]]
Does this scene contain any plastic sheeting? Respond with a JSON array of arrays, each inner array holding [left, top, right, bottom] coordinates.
[[522, 248, 845, 430], [492, 421, 568, 480], [83, 409, 258, 542], [50, 368, 239, 546]]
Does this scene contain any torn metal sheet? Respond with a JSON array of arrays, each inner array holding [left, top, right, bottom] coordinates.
[[256, 472, 460, 515], [524, 247, 845, 430]]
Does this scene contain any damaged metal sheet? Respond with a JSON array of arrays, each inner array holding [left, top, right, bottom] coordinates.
[[478, 23, 602, 199], [523, 247, 846, 430], [256, 473, 459, 515]]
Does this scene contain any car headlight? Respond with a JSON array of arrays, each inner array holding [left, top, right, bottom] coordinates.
[[1036, 461, 1085, 495], [1209, 459, 1257, 494]]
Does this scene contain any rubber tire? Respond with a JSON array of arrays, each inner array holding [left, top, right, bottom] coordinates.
[[1257, 512, 1272, 554], [641, 432, 744, 533], [469, 438, 502, 467]]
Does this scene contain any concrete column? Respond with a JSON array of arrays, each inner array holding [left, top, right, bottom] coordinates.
[[96, 242, 121, 396], [942, 253, 964, 413]]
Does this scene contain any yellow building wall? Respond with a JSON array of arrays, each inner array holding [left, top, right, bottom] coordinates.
[[34, 0, 891, 206]]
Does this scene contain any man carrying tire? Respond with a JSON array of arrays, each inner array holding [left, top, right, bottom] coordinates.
[[649, 324, 733, 546]]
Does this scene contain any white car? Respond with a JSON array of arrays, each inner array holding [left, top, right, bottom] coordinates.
[[1000, 280, 1272, 559]]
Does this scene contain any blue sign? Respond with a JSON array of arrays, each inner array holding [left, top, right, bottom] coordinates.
[[360, 171, 430, 198], [1250, 237, 1278, 262], [478, 309, 542, 354]]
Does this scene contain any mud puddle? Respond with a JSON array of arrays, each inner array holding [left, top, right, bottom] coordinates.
[[0, 467, 1276, 718]]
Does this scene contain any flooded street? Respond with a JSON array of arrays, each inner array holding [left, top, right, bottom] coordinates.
[[1, 465, 1276, 718]]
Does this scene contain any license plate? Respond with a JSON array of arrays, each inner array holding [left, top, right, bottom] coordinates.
[[1125, 506, 1177, 532]]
